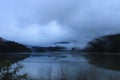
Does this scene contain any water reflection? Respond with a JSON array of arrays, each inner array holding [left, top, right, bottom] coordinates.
[[19, 53, 120, 80], [84, 54, 120, 71], [1, 53, 120, 80]]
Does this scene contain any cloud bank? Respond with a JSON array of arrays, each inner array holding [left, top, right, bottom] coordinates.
[[0, 0, 120, 47]]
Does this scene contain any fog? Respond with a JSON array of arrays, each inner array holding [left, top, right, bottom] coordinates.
[[0, 0, 120, 47]]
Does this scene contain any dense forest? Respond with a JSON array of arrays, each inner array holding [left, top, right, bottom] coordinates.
[[84, 34, 120, 53]]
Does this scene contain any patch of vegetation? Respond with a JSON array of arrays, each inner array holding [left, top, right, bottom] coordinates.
[[32, 46, 66, 52], [84, 34, 120, 53], [0, 60, 30, 80], [0, 37, 31, 53]]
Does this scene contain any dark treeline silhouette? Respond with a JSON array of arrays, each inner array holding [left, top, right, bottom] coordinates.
[[0, 37, 68, 53], [32, 46, 66, 52], [0, 37, 31, 53], [84, 34, 120, 53], [54, 41, 71, 44]]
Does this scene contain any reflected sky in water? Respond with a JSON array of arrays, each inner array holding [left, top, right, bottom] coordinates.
[[12, 52, 120, 80]]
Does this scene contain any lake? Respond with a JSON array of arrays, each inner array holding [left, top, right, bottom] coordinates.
[[1, 52, 120, 80]]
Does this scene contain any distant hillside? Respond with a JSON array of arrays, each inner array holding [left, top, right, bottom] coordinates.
[[31, 46, 66, 52], [54, 41, 71, 44], [0, 37, 31, 53], [84, 34, 120, 53]]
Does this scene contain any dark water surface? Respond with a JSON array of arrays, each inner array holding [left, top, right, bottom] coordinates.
[[1, 52, 120, 80]]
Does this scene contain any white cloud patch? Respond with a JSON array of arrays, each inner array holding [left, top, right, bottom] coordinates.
[[0, 21, 70, 45]]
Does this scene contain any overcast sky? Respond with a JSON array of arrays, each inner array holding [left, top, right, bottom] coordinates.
[[0, 0, 120, 47]]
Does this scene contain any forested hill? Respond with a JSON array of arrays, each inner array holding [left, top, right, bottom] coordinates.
[[0, 37, 31, 53], [84, 34, 120, 53]]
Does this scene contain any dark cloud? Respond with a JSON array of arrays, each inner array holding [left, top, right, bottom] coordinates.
[[0, 0, 120, 47]]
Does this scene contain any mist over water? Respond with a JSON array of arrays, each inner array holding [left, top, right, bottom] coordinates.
[[0, 0, 120, 47]]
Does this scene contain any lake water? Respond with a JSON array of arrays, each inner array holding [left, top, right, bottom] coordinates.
[[2, 52, 120, 80]]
